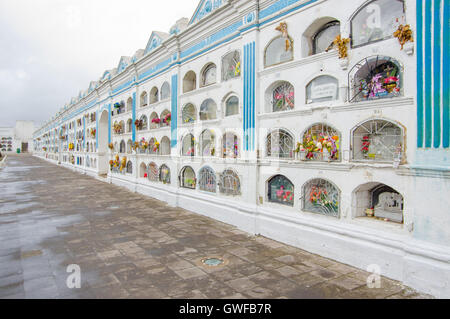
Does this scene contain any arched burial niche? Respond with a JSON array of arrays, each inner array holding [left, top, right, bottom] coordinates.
[[160, 82, 171, 101], [266, 129, 294, 159], [159, 164, 171, 184], [222, 132, 239, 158], [126, 97, 133, 112], [267, 81, 295, 113], [150, 112, 160, 129], [182, 134, 195, 157], [302, 178, 340, 218], [352, 119, 403, 162], [201, 63, 217, 87], [140, 91, 148, 107], [349, 56, 402, 102], [160, 136, 171, 155], [352, 182, 404, 224], [180, 166, 196, 189], [351, 0, 405, 48], [267, 175, 294, 207], [182, 104, 197, 124], [218, 169, 241, 196], [127, 119, 133, 133], [160, 109, 171, 127], [183, 71, 196, 93], [126, 161, 133, 174], [119, 140, 126, 153], [127, 139, 133, 154], [149, 87, 159, 104], [200, 129, 215, 157], [138, 115, 148, 131], [224, 95, 239, 117], [299, 124, 340, 162], [148, 162, 159, 182], [139, 162, 147, 178], [221, 51, 241, 81], [97, 109, 109, 174], [198, 166, 216, 193], [306, 75, 339, 104], [264, 36, 293, 67], [199, 99, 217, 121], [302, 18, 340, 57]]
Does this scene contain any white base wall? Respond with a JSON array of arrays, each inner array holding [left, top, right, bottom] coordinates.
[[34, 154, 450, 298]]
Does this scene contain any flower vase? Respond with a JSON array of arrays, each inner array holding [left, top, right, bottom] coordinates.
[[323, 149, 330, 162], [299, 151, 306, 161], [404, 42, 414, 56]]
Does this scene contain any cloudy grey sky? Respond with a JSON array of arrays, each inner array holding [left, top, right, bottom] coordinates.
[[0, 0, 199, 128]]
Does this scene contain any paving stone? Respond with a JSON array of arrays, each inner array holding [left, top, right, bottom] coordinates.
[[0, 155, 431, 299], [225, 277, 258, 292], [174, 267, 208, 280]]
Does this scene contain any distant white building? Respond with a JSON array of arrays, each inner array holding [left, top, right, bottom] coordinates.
[[33, 0, 450, 297], [0, 121, 35, 154]]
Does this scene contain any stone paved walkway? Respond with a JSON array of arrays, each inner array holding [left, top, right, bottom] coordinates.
[[0, 155, 431, 299]]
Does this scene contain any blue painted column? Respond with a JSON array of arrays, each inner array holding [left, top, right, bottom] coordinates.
[[443, 0, 450, 148], [243, 41, 256, 151], [171, 74, 178, 148], [132, 92, 136, 142], [424, 0, 432, 148], [417, 0, 424, 148], [417, 0, 449, 150], [433, 0, 442, 148]]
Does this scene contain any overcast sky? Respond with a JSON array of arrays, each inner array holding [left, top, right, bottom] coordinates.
[[0, 0, 199, 128]]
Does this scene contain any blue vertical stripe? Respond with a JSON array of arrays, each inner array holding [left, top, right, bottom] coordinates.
[[425, 0, 433, 147], [417, 0, 424, 148], [246, 43, 250, 151], [171, 74, 178, 148], [433, 0, 442, 148], [132, 92, 136, 142], [443, 0, 450, 148], [243, 42, 256, 152], [243, 44, 248, 151], [250, 42, 255, 151]]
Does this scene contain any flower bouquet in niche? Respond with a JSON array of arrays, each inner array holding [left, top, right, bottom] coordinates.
[[299, 134, 339, 161], [276, 185, 294, 204], [139, 138, 148, 152], [309, 185, 338, 213], [185, 178, 196, 188], [151, 118, 161, 127], [153, 141, 160, 153], [361, 136, 370, 157], [163, 113, 171, 126], [119, 156, 127, 172]]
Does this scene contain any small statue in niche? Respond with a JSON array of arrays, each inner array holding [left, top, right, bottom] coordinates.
[[374, 192, 404, 223], [276, 22, 291, 51]]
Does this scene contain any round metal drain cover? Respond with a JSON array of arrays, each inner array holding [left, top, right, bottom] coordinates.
[[202, 258, 224, 267]]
